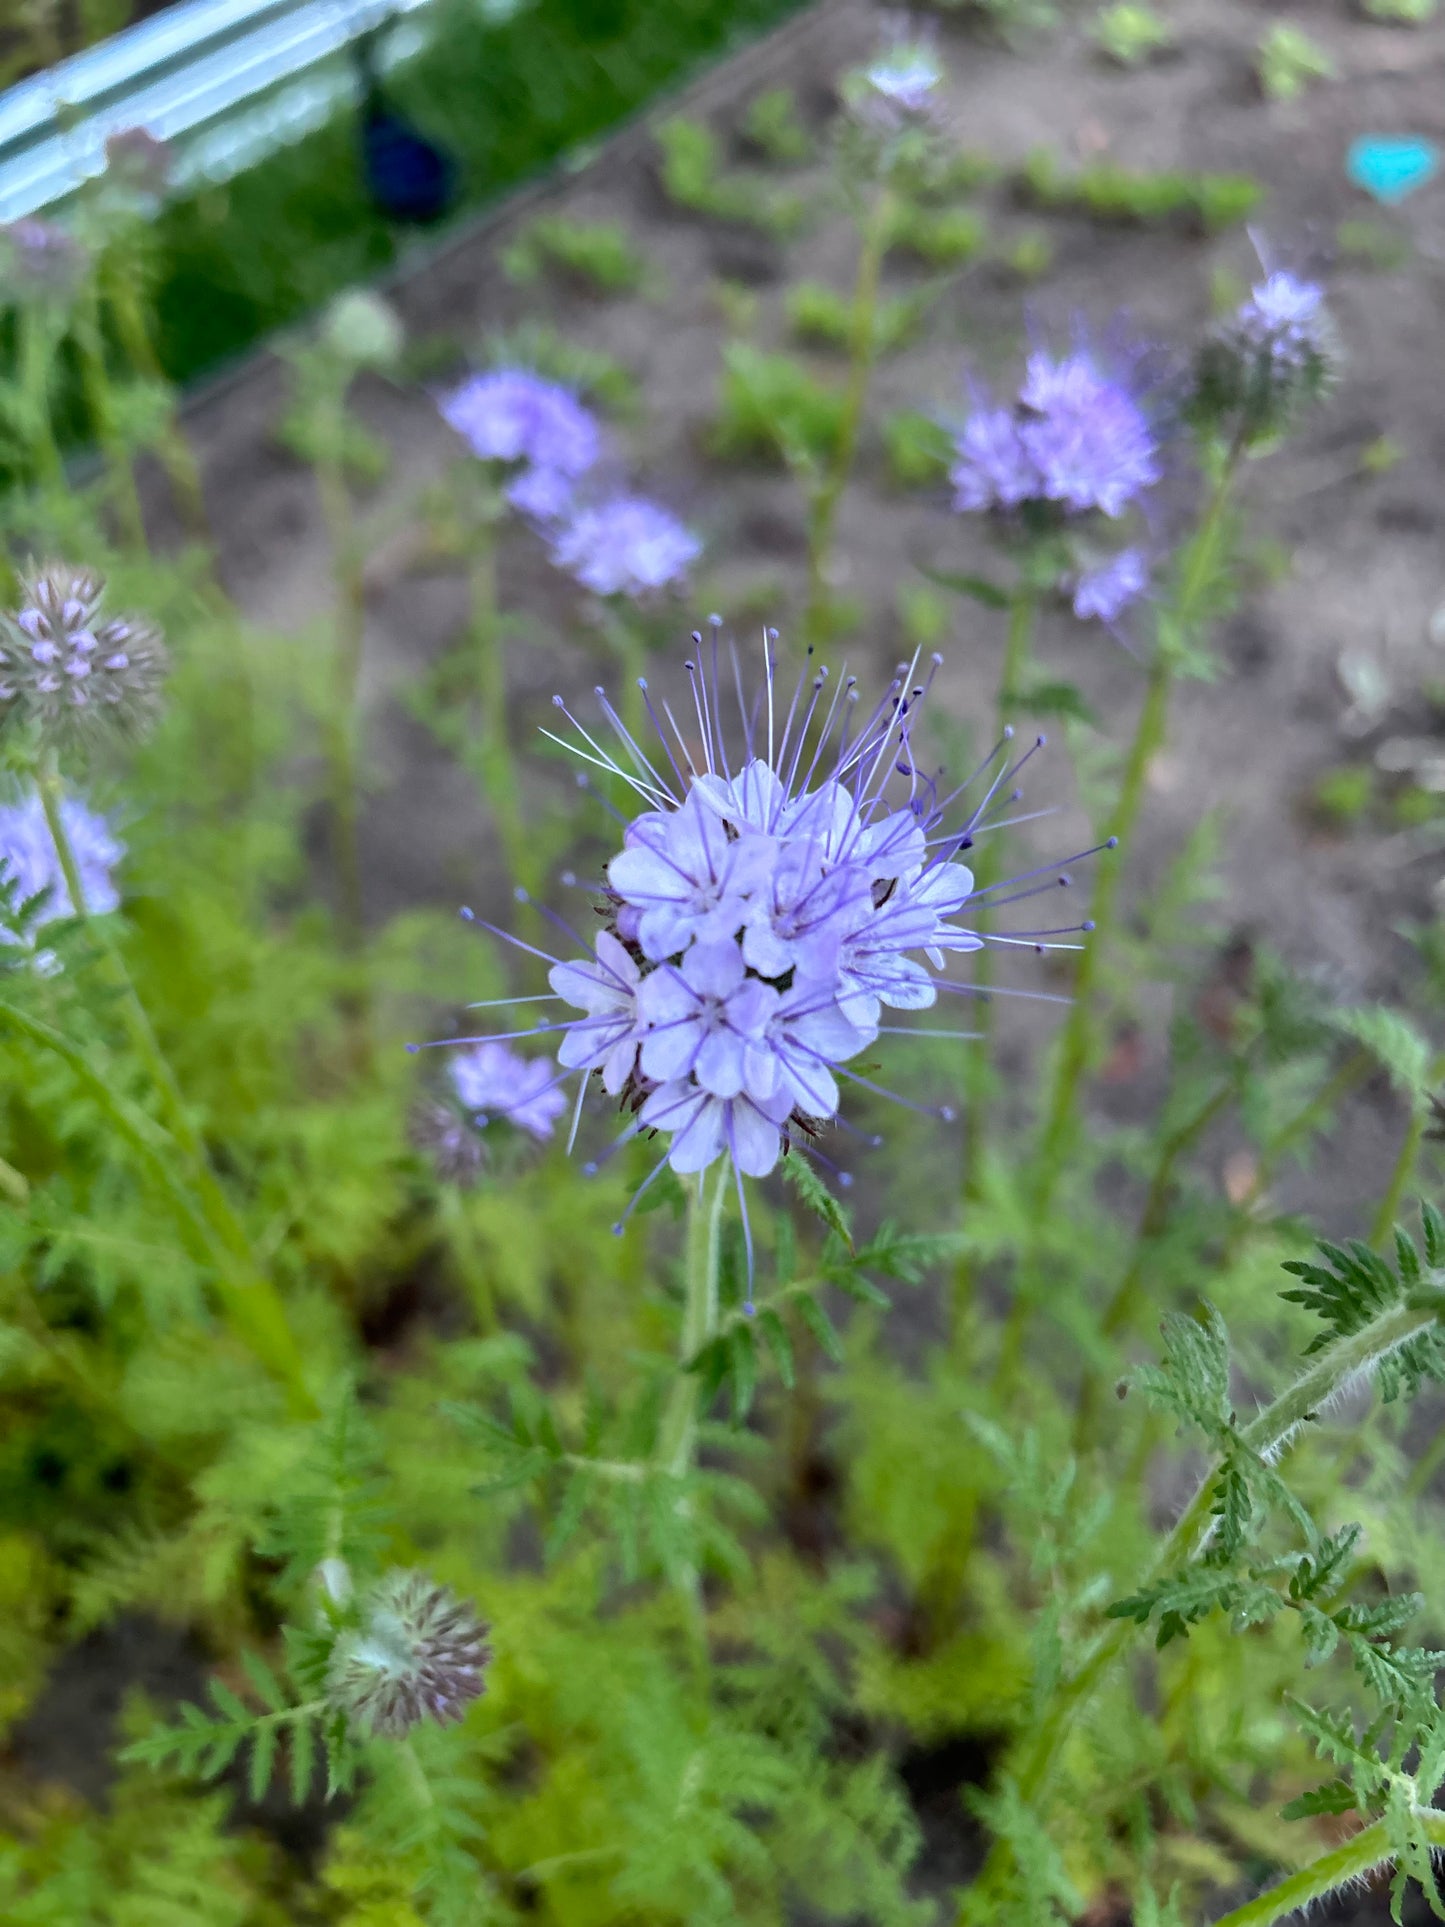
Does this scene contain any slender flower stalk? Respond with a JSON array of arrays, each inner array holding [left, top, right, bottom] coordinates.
[[312, 412, 373, 1055], [15, 307, 67, 489], [1071, 1074, 1238, 1453], [961, 1289, 1445, 1924], [953, 581, 1037, 1337], [1025, 445, 1241, 1227], [101, 255, 211, 543], [466, 528, 535, 894], [658, 1166, 727, 1481], [71, 278, 147, 552], [803, 185, 894, 646], [1206, 1812, 1445, 1927], [1369, 1056, 1444, 1249]]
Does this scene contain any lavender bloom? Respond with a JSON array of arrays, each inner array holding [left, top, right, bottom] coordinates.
[[857, 23, 945, 127], [439, 370, 601, 520], [950, 404, 1038, 513], [1192, 268, 1337, 442], [0, 565, 167, 748], [0, 792, 123, 960], [1072, 548, 1148, 624], [950, 341, 1162, 522], [449, 1039, 567, 1140], [0, 219, 89, 303], [426, 628, 1103, 1295], [410, 1096, 486, 1187], [549, 496, 701, 599], [1017, 350, 1162, 518]]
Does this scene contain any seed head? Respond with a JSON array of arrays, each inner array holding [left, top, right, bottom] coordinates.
[[0, 566, 167, 750], [326, 1571, 492, 1740]]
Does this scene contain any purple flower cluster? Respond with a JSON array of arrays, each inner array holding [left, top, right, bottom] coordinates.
[[856, 27, 945, 128], [1231, 272, 1330, 373], [950, 345, 1162, 521], [449, 1039, 568, 1141], [0, 565, 167, 746], [1191, 268, 1336, 442], [547, 496, 702, 600], [1071, 548, 1148, 626], [0, 218, 88, 302], [0, 791, 123, 961], [433, 630, 1097, 1278], [439, 369, 602, 519]]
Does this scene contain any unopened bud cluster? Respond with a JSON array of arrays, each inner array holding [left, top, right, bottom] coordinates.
[[1189, 270, 1337, 446], [0, 566, 167, 749], [325, 1570, 492, 1740]]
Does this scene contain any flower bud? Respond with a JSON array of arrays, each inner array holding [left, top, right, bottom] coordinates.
[[326, 1571, 492, 1739], [321, 291, 405, 372], [0, 565, 167, 750], [1189, 271, 1337, 446]]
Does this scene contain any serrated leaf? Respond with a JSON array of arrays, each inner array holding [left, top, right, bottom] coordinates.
[[756, 1308, 794, 1387], [781, 1154, 853, 1250], [795, 1291, 844, 1363], [1280, 1778, 1359, 1821], [1006, 679, 1099, 726], [728, 1325, 757, 1421], [919, 565, 1011, 609]]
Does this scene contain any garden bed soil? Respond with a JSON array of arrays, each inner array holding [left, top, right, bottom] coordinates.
[[90, 0, 1445, 1912]]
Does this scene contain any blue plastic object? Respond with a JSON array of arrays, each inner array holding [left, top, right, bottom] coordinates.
[[1346, 134, 1440, 205]]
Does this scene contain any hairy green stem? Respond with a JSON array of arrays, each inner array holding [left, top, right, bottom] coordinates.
[[1369, 1060, 1443, 1250], [314, 425, 373, 1061], [957, 588, 1036, 1259], [16, 307, 66, 488], [658, 1168, 726, 1481], [468, 533, 532, 895], [961, 1293, 1445, 1922], [1208, 1812, 1445, 1927], [803, 189, 892, 645], [1071, 1076, 1238, 1454], [72, 279, 147, 551], [103, 260, 211, 543]]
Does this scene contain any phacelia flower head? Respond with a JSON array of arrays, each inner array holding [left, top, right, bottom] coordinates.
[[427, 626, 1105, 1298], [449, 1038, 568, 1140], [0, 791, 123, 964], [838, 17, 948, 181], [1190, 268, 1337, 446], [0, 219, 89, 305], [326, 1570, 491, 1740], [549, 496, 702, 599], [1071, 547, 1148, 625], [0, 565, 167, 750], [950, 336, 1163, 522], [439, 369, 602, 521], [104, 126, 175, 202], [409, 1096, 487, 1187]]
